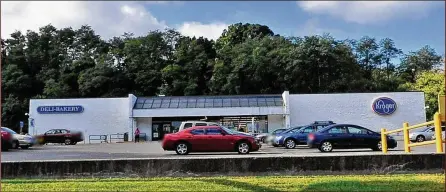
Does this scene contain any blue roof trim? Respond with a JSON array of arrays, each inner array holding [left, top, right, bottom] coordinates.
[[133, 95, 283, 109]]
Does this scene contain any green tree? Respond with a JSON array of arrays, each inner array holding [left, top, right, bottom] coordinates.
[[398, 45, 443, 83], [400, 70, 445, 120], [216, 23, 274, 51]]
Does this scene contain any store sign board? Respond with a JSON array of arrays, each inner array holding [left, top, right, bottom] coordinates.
[[37, 105, 84, 114], [372, 97, 397, 116]]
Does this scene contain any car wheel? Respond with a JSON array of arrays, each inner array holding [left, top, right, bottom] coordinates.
[[372, 141, 382, 151], [21, 146, 29, 149], [318, 141, 333, 152], [237, 141, 250, 154], [285, 139, 296, 149], [11, 141, 19, 149], [416, 135, 425, 142], [64, 138, 72, 145], [175, 142, 190, 155]]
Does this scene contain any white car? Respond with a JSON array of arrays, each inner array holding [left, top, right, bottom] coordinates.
[[1, 127, 35, 149], [177, 121, 253, 137], [432, 131, 445, 140], [409, 126, 445, 142], [178, 121, 220, 132]]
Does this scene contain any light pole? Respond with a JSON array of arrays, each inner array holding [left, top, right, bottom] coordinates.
[[25, 113, 34, 135], [411, 68, 416, 83]]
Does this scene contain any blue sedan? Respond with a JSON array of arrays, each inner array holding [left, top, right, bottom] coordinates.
[[273, 125, 320, 148], [307, 124, 398, 152], [272, 126, 303, 147], [274, 121, 335, 149]]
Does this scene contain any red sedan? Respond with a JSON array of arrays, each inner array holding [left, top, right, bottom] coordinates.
[[1, 130, 14, 151], [162, 125, 261, 155]]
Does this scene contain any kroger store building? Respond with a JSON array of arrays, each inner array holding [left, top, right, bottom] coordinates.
[[28, 91, 426, 143]]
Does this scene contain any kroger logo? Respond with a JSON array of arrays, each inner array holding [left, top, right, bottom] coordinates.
[[372, 97, 397, 115]]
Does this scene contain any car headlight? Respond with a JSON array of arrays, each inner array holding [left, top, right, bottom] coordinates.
[[276, 136, 283, 140]]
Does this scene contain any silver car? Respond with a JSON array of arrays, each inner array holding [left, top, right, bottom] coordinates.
[[1, 127, 35, 149], [409, 126, 446, 142], [431, 131, 445, 140], [255, 129, 288, 143]]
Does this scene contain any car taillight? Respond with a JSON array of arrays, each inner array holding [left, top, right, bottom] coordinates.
[[308, 133, 315, 140], [1, 131, 11, 140]]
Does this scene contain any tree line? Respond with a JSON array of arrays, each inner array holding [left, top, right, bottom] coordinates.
[[1, 23, 444, 130]]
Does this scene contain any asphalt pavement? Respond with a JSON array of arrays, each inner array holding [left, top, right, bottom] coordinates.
[[1, 140, 440, 162]]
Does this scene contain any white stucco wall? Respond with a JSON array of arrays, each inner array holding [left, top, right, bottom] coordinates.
[[29, 98, 130, 143], [136, 117, 152, 141], [288, 92, 426, 132], [267, 115, 284, 133]]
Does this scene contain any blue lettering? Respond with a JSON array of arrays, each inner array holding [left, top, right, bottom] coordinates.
[[372, 97, 397, 115], [37, 105, 84, 114]]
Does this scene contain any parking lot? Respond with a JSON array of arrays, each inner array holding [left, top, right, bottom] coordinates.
[[1, 139, 439, 162]]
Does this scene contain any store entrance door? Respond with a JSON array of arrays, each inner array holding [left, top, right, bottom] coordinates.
[[152, 123, 172, 141]]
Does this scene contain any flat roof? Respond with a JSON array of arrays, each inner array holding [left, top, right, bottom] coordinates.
[[133, 95, 283, 109]]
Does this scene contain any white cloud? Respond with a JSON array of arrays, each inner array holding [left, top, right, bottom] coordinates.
[[295, 18, 348, 38], [1, 1, 167, 40], [1, 1, 228, 41], [298, 1, 438, 25], [178, 22, 228, 40]]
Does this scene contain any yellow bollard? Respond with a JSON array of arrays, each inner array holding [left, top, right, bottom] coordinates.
[[403, 122, 411, 153], [381, 128, 388, 154], [434, 112, 443, 153]]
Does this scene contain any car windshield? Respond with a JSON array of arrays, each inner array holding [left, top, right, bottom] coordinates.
[[423, 127, 434, 132], [1, 127, 17, 134], [273, 129, 286, 134], [287, 125, 312, 134], [317, 124, 337, 133], [220, 126, 236, 134], [282, 126, 303, 134]]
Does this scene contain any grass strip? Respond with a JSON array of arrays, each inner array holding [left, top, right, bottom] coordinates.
[[2, 174, 444, 192]]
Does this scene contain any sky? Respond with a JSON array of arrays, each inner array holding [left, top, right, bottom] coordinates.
[[1, 1, 444, 56]]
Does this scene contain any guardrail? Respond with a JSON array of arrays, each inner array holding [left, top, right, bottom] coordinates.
[[109, 133, 125, 143], [139, 133, 147, 141], [381, 112, 444, 153], [88, 135, 108, 144]]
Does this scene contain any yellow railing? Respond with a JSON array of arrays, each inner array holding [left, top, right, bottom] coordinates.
[[439, 95, 445, 122], [381, 112, 443, 154]]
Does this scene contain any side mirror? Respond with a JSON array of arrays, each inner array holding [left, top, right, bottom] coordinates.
[[221, 132, 226, 136]]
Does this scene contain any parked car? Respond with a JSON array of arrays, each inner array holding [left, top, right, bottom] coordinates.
[[273, 121, 336, 148], [1, 127, 35, 149], [35, 129, 84, 145], [178, 121, 220, 132], [307, 124, 397, 152], [178, 121, 253, 136], [1, 129, 14, 151], [255, 128, 287, 143], [271, 126, 303, 147], [410, 126, 446, 142], [162, 125, 261, 155]]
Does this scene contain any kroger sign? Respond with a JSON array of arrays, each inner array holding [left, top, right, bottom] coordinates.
[[37, 105, 84, 114], [372, 97, 397, 115]]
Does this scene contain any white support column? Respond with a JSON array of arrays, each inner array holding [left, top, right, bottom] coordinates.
[[128, 94, 137, 142], [282, 91, 291, 128]]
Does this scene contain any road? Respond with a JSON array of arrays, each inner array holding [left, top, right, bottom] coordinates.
[[1, 140, 440, 162]]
